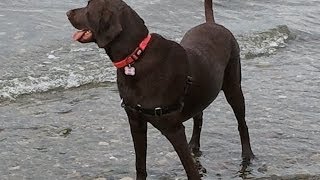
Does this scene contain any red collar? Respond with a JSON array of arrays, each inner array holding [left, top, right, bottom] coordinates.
[[113, 34, 152, 69]]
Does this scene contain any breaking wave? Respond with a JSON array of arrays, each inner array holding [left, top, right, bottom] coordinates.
[[238, 25, 295, 59], [0, 25, 295, 102], [0, 69, 116, 101]]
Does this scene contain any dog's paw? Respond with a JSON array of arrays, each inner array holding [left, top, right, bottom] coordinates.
[[193, 156, 207, 177], [238, 155, 255, 178]]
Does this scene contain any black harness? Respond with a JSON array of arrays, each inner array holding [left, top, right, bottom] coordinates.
[[121, 76, 193, 116]]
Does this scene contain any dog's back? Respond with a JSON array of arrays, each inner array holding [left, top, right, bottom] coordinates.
[[180, 0, 241, 117], [180, 0, 238, 69]]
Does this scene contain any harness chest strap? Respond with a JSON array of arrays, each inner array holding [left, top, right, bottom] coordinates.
[[121, 76, 193, 117]]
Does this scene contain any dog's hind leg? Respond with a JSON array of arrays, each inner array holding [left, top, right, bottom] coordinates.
[[189, 111, 203, 157], [222, 53, 254, 171], [188, 112, 207, 176]]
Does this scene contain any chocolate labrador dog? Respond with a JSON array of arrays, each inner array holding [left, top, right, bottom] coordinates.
[[67, 0, 254, 179]]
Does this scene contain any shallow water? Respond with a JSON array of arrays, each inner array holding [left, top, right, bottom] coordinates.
[[0, 0, 320, 179]]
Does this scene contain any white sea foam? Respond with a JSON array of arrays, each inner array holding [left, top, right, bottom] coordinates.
[[70, 47, 94, 52], [238, 25, 293, 59], [0, 25, 293, 102], [47, 54, 60, 59], [0, 68, 116, 102]]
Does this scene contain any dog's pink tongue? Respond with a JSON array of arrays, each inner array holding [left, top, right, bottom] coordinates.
[[73, 30, 86, 41]]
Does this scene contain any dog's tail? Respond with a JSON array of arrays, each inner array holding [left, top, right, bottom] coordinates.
[[205, 0, 215, 23]]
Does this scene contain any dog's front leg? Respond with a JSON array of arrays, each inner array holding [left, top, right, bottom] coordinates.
[[162, 124, 201, 180], [128, 113, 148, 180]]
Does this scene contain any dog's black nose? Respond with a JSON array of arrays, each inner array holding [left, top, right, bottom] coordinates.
[[66, 10, 73, 18]]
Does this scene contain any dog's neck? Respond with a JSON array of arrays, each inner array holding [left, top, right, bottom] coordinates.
[[103, 6, 149, 62]]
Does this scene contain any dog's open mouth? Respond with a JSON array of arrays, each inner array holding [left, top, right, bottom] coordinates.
[[73, 29, 93, 43]]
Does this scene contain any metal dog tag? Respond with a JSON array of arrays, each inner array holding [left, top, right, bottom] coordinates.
[[124, 66, 135, 76]]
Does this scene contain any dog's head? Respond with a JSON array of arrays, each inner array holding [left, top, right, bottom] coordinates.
[[67, 0, 124, 48]]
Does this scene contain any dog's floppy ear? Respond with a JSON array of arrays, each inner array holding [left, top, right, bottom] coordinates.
[[95, 9, 123, 48]]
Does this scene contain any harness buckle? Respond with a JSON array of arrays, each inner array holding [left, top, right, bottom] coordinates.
[[187, 76, 193, 85], [136, 104, 142, 112], [154, 107, 163, 116]]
